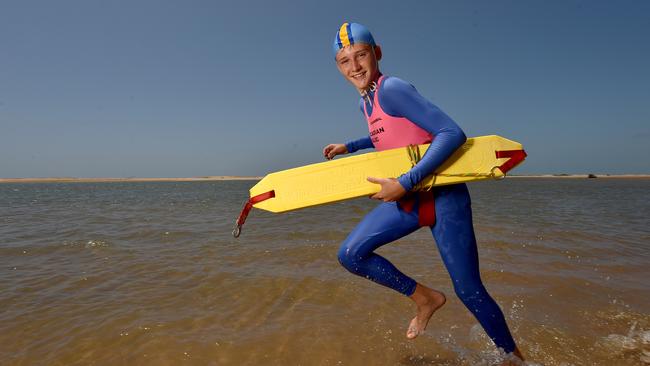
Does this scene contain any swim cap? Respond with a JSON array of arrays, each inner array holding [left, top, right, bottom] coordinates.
[[333, 22, 376, 57]]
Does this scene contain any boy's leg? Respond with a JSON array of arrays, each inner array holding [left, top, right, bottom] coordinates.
[[338, 201, 420, 295], [431, 184, 518, 354]]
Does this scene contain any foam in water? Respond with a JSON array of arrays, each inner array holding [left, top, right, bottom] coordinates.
[[641, 350, 650, 364], [597, 321, 650, 364]]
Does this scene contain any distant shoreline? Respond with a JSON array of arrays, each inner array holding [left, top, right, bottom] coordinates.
[[0, 176, 263, 183], [1, 174, 649, 183], [508, 174, 650, 179]]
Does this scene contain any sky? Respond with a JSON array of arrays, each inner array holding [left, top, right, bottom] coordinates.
[[1, 0, 649, 177]]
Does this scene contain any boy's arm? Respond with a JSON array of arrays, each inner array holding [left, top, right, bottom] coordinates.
[[345, 136, 373, 153], [379, 77, 467, 191], [323, 136, 372, 160], [345, 99, 374, 153]]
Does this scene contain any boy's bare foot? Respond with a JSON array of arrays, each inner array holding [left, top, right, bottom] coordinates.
[[406, 283, 446, 339]]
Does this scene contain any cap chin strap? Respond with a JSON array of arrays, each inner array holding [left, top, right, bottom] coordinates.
[[360, 80, 378, 107], [360, 80, 377, 96]]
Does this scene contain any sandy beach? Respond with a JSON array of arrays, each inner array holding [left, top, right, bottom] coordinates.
[[0, 176, 263, 183], [508, 174, 650, 179]]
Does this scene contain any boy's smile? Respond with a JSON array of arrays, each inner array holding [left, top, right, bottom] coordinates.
[[335, 43, 382, 93]]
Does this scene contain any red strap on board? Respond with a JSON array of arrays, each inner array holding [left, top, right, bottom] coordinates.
[[398, 193, 416, 213], [398, 191, 436, 227], [495, 149, 527, 174], [417, 191, 436, 227], [233, 190, 275, 238], [398, 149, 528, 227]]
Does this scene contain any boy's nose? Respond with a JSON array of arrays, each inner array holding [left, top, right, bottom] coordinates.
[[351, 59, 361, 71]]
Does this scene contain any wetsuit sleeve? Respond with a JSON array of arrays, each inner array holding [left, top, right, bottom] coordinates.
[[379, 77, 467, 191], [344, 98, 374, 153], [345, 136, 373, 153]]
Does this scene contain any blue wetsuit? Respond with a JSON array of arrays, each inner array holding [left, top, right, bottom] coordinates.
[[338, 76, 516, 353]]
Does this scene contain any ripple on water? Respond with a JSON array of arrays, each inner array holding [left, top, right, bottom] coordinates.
[[0, 180, 649, 365]]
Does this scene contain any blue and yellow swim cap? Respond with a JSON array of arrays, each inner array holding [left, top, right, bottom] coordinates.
[[333, 22, 376, 57]]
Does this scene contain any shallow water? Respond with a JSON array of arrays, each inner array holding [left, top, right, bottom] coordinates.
[[1, 179, 649, 365]]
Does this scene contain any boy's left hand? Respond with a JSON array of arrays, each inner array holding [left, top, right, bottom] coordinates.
[[367, 177, 407, 202]]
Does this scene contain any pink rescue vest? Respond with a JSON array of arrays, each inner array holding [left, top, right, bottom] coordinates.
[[364, 76, 433, 151], [364, 76, 436, 226]]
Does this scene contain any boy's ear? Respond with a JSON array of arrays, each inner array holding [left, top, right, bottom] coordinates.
[[374, 45, 382, 61]]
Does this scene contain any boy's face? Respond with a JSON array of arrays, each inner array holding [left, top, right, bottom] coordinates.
[[335, 43, 382, 91]]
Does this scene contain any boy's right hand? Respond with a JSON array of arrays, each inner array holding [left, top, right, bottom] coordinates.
[[323, 144, 348, 160]]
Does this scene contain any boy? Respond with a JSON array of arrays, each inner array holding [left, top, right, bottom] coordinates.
[[323, 22, 524, 362]]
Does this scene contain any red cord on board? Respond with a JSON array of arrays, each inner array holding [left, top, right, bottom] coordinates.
[[233, 190, 275, 238]]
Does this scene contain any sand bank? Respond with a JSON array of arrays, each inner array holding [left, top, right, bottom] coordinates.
[[508, 174, 650, 179], [0, 176, 263, 183], [1, 175, 648, 184]]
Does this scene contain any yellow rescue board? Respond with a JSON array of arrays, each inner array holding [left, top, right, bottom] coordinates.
[[250, 135, 526, 213]]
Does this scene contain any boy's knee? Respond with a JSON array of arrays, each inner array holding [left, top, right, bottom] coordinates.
[[337, 241, 361, 273], [454, 284, 487, 307], [337, 244, 353, 267]]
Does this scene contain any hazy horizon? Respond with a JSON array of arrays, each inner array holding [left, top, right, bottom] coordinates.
[[2, 172, 649, 180]]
